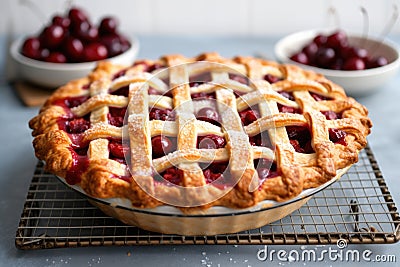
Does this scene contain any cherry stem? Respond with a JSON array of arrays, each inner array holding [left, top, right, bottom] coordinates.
[[360, 6, 369, 47], [327, 5, 340, 29], [19, 0, 47, 26], [371, 3, 399, 52]]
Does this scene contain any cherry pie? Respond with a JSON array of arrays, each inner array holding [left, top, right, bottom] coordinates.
[[29, 52, 372, 213]]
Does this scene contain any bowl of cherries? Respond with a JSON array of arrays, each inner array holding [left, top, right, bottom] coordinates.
[[10, 6, 139, 88], [274, 29, 400, 95]]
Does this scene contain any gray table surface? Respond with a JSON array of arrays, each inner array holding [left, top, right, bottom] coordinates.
[[0, 34, 399, 267]]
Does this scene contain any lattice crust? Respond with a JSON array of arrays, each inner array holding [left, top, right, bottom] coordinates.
[[29, 52, 372, 213]]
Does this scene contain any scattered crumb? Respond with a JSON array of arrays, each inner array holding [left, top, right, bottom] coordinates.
[[127, 252, 131, 257]]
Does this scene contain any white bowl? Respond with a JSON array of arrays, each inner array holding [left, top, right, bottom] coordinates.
[[274, 29, 400, 96], [10, 35, 139, 88]]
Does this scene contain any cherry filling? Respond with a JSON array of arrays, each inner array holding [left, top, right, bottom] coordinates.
[[254, 158, 280, 184], [329, 128, 347, 145], [149, 108, 175, 121], [191, 92, 216, 99], [108, 107, 126, 127], [148, 87, 162, 95], [279, 91, 295, 101], [286, 126, 314, 154], [229, 73, 249, 85], [133, 61, 165, 73], [264, 74, 283, 84], [53, 95, 89, 109], [321, 110, 341, 120], [157, 167, 182, 185], [311, 92, 332, 101], [151, 135, 175, 158], [189, 72, 212, 85], [249, 132, 273, 148], [239, 108, 260, 126], [66, 148, 89, 185], [111, 85, 129, 97], [112, 69, 127, 80], [57, 114, 91, 134], [196, 107, 220, 125], [82, 83, 90, 90], [201, 162, 230, 189], [197, 134, 226, 149]]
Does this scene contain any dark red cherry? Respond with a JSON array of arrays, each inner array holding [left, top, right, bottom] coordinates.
[[316, 47, 336, 67], [21, 37, 41, 59], [68, 7, 89, 25], [63, 37, 84, 62], [367, 56, 389, 68], [342, 57, 366, 70], [197, 135, 226, 149], [302, 42, 318, 62], [290, 52, 309, 65], [44, 51, 67, 63], [326, 30, 348, 49], [67, 118, 90, 133], [321, 110, 339, 120], [109, 141, 128, 158], [99, 17, 119, 35], [83, 42, 108, 62], [40, 25, 65, 49], [196, 107, 220, 124], [152, 136, 173, 158], [52, 15, 71, 29], [101, 34, 123, 57], [329, 128, 347, 145], [313, 34, 327, 46], [264, 74, 282, 83]]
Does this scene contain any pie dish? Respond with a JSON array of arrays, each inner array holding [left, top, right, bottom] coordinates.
[[29, 52, 372, 233]]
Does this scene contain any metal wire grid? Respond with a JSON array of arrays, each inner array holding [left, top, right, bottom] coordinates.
[[15, 145, 400, 249]]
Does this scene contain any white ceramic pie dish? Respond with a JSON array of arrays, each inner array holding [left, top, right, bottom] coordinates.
[[56, 167, 349, 236], [274, 29, 400, 96], [10, 35, 140, 88]]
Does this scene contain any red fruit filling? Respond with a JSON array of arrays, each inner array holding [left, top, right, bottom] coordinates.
[[67, 117, 91, 133], [239, 108, 260, 126], [279, 91, 295, 101], [286, 126, 314, 153], [53, 95, 89, 109], [196, 107, 220, 125], [108, 107, 126, 127], [321, 110, 341, 120], [191, 92, 216, 99], [264, 74, 282, 84], [197, 135, 226, 149], [201, 162, 230, 189], [278, 104, 302, 114], [133, 61, 165, 73], [111, 85, 129, 97], [151, 136, 175, 158], [310, 92, 332, 101], [149, 108, 175, 121], [249, 132, 273, 148], [254, 158, 280, 185], [189, 72, 212, 85], [157, 167, 182, 185], [329, 128, 347, 146], [229, 73, 249, 85], [112, 69, 127, 80], [66, 148, 89, 185], [109, 139, 129, 159]]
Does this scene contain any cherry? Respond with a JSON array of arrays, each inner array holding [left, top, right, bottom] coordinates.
[[316, 47, 336, 68], [162, 167, 181, 185], [149, 108, 174, 121], [52, 15, 70, 29], [321, 110, 339, 120], [239, 109, 259, 125], [67, 118, 90, 134], [290, 52, 309, 65], [63, 37, 84, 62], [197, 135, 226, 149], [313, 34, 327, 46], [44, 51, 67, 63], [109, 141, 128, 158], [83, 42, 108, 62], [368, 56, 388, 68], [329, 128, 347, 145], [99, 17, 119, 35], [101, 34, 123, 57], [68, 7, 89, 26], [21, 37, 41, 59], [302, 42, 318, 63], [342, 57, 366, 70], [39, 25, 65, 49], [326, 30, 348, 49], [152, 136, 173, 158], [264, 74, 282, 83], [196, 107, 220, 125], [229, 74, 248, 85]]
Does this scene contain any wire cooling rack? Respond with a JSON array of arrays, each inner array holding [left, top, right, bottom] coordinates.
[[15, 145, 399, 249]]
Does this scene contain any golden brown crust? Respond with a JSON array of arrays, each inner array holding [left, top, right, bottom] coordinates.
[[29, 52, 372, 213]]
